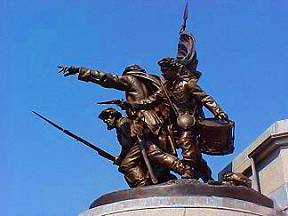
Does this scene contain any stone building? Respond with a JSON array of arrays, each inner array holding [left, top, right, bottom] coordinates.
[[219, 119, 288, 214]]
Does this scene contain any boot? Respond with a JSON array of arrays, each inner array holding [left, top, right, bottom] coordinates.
[[181, 159, 197, 179]]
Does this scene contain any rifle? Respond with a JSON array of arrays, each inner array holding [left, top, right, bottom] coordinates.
[[97, 99, 127, 110], [32, 111, 116, 162]]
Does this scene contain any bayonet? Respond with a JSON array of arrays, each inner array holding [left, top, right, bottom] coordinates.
[[180, 2, 189, 33], [32, 111, 116, 162]]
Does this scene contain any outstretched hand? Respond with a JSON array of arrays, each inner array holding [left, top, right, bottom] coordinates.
[[58, 65, 79, 77]]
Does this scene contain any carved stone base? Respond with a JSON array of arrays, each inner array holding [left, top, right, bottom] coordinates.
[[79, 179, 285, 216]]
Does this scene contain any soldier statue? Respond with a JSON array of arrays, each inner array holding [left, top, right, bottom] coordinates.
[[57, 64, 161, 123], [58, 64, 174, 151], [31, 3, 235, 188], [125, 56, 228, 181], [98, 107, 193, 187], [58, 62, 182, 179]]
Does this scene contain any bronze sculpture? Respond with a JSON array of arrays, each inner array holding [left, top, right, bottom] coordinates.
[[32, 5, 283, 216], [125, 57, 229, 182], [98, 107, 193, 187], [57, 65, 176, 152], [51, 3, 236, 188]]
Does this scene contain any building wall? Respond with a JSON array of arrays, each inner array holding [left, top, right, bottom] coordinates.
[[263, 147, 288, 212], [257, 148, 284, 195], [219, 119, 288, 213]]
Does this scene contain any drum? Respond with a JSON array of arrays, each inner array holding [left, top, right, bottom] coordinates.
[[197, 118, 235, 155]]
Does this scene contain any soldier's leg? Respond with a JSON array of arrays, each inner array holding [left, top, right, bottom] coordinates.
[[177, 130, 202, 179], [196, 157, 213, 182], [156, 169, 178, 183], [122, 165, 151, 187], [146, 143, 194, 178], [119, 145, 151, 187], [177, 129, 213, 182]]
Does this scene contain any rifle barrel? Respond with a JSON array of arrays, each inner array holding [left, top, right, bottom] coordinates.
[[32, 111, 115, 162]]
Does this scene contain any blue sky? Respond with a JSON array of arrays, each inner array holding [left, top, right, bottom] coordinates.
[[2, 1, 288, 215]]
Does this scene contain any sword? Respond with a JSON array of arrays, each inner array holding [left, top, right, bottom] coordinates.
[[32, 111, 116, 162]]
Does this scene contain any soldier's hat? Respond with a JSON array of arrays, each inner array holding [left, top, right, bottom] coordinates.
[[158, 57, 201, 79], [98, 107, 122, 120], [158, 57, 181, 69], [123, 64, 146, 75]]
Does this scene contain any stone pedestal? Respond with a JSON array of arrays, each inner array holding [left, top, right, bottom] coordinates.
[[78, 180, 285, 216]]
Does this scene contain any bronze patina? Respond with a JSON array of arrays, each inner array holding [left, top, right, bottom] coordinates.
[[98, 107, 193, 187], [36, 4, 237, 188]]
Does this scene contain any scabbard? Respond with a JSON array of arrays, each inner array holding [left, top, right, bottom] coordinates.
[[138, 139, 158, 184], [140, 148, 158, 184]]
